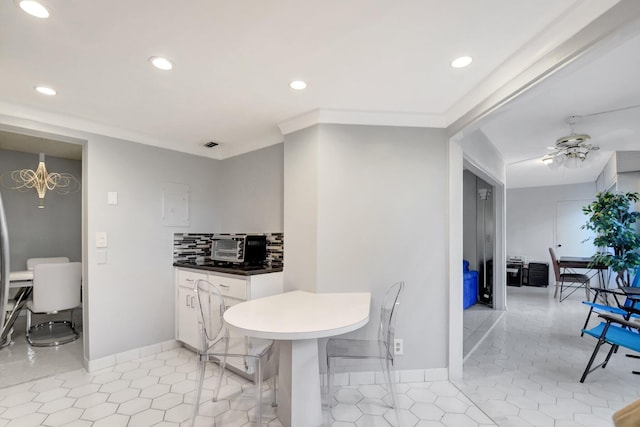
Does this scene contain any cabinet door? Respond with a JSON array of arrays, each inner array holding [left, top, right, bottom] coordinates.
[[177, 286, 201, 350]]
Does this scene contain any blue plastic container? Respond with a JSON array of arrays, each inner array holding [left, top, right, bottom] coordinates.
[[463, 260, 478, 309]]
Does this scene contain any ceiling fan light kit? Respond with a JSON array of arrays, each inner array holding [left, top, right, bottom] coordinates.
[[538, 105, 640, 171], [555, 133, 591, 147], [542, 115, 600, 170], [544, 145, 595, 169]]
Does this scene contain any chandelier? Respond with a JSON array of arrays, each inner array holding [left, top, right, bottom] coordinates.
[[6, 153, 79, 208]]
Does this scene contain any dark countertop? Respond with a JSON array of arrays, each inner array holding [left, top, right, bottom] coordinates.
[[173, 261, 283, 276]]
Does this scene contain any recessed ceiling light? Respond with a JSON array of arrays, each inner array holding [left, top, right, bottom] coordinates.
[[34, 85, 56, 96], [289, 80, 307, 90], [451, 56, 473, 68], [149, 56, 173, 71], [18, 0, 50, 18]]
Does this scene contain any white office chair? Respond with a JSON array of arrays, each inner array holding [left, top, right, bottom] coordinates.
[[26, 257, 69, 270], [26, 262, 81, 347], [0, 258, 68, 346]]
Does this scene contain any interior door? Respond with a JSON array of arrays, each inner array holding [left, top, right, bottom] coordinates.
[[554, 199, 597, 258]]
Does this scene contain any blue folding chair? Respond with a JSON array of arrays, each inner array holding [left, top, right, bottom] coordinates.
[[580, 308, 640, 382], [581, 267, 640, 336]]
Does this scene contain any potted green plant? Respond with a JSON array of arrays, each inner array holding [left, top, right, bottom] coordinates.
[[582, 191, 640, 288]]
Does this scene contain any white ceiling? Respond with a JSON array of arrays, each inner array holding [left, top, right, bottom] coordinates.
[[0, 0, 634, 188], [0, 130, 82, 160], [470, 17, 640, 188]]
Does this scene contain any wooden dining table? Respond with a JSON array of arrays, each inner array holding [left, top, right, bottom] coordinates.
[[224, 290, 371, 427], [558, 256, 609, 288]]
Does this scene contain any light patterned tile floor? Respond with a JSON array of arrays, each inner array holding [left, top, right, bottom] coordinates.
[[0, 345, 494, 427], [2, 284, 635, 426], [463, 304, 504, 358], [0, 311, 84, 389], [457, 285, 640, 427]]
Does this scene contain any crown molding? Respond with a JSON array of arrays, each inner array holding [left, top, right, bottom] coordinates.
[[0, 101, 235, 160], [0, 100, 182, 149], [446, 0, 640, 137], [278, 108, 447, 135]]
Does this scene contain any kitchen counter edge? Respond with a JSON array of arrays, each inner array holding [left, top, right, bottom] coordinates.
[[173, 262, 283, 276]]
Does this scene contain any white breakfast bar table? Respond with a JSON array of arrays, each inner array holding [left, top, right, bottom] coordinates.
[[223, 290, 371, 427]]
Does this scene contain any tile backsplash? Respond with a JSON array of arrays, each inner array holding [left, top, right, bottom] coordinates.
[[173, 233, 214, 262], [173, 232, 283, 267]]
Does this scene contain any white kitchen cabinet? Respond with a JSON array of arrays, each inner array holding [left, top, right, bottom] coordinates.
[[176, 269, 207, 350], [175, 267, 283, 377], [177, 286, 201, 350]]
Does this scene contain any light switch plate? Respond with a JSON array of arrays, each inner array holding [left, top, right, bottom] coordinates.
[[107, 192, 118, 205], [96, 232, 108, 248]]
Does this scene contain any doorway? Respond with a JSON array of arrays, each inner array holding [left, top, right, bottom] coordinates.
[[462, 169, 501, 356], [463, 170, 495, 307], [0, 128, 84, 388], [554, 199, 597, 258]]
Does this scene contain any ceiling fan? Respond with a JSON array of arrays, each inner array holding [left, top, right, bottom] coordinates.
[[539, 103, 640, 169], [541, 115, 599, 169], [506, 104, 640, 168]]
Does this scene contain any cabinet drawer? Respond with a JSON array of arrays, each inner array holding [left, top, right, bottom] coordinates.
[[209, 275, 247, 300], [177, 269, 207, 288]]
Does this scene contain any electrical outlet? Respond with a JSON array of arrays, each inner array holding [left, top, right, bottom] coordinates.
[[393, 338, 403, 355]]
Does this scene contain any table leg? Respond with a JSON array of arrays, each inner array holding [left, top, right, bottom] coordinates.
[[277, 339, 322, 427], [1, 286, 32, 347]]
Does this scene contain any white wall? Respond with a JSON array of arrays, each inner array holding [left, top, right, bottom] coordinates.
[[284, 123, 449, 370], [283, 126, 319, 293], [459, 130, 505, 185], [506, 182, 596, 272], [0, 150, 81, 271], [617, 171, 640, 234], [216, 143, 284, 233], [617, 171, 640, 196], [448, 138, 464, 379], [85, 136, 220, 360], [596, 152, 617, 192], [613, 153, 640, 225], [459, 130, 507, 310]]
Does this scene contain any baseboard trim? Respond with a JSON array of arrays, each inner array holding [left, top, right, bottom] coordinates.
[[321, 367, 449, 387], [85, 342, 449, 387], [85, 340, 181, 372]]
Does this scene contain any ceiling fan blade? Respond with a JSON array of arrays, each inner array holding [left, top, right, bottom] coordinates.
[[507, 155, 546, 165]]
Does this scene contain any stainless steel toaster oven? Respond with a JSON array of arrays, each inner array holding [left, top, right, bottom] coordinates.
[[212, 235, 267, 265]]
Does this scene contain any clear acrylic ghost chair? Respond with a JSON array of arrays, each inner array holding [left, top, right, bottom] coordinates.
[[190, 279, 277, 427], [26, 262, 81, 346], [326, 281, 404, 410]]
